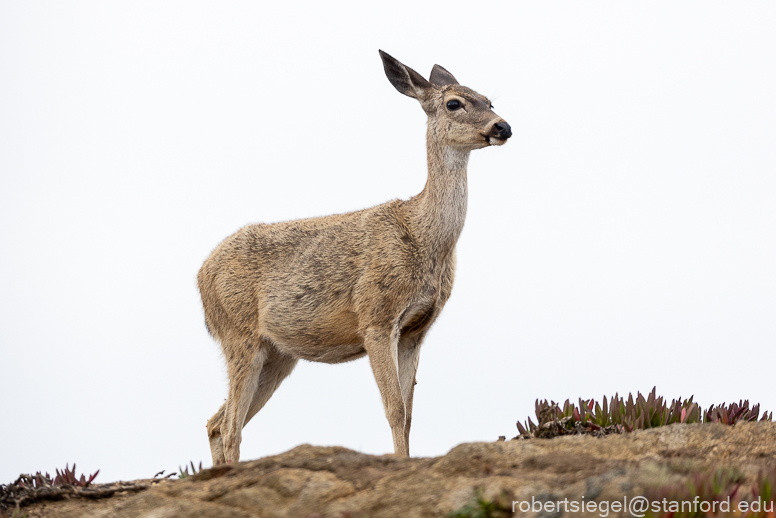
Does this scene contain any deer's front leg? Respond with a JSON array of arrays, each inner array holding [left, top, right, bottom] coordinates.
[[364, 326, 408, 456], [398, 334, 423, 451]]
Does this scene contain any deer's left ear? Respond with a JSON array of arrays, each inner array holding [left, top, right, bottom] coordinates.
[[429, 64, 458, 86]]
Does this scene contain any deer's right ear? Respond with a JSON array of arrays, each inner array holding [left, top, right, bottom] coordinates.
[[379, 50, 433, 100]]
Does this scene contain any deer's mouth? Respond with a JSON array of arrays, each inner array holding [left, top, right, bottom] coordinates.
[[485, 135, 507, 146]]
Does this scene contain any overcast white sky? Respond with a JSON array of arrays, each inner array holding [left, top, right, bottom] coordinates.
[[1, 2, 775, 484]]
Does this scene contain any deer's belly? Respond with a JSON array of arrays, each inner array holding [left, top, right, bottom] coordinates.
[[261, 307, 365, 363], [274, 339, 367, 364]]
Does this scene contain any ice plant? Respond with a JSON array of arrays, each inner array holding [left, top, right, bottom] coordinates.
[[514, 388, 771, 440]]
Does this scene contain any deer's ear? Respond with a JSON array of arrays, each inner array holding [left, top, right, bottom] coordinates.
[[379, 50, 433, 100], [429, 64, 459, 86]]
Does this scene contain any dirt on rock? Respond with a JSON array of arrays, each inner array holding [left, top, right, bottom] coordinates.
[[13, 422, 776, 518]]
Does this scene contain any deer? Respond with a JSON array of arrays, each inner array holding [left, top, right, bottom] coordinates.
[[198, 50, 512, 465]]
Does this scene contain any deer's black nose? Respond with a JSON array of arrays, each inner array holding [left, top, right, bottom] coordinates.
[[494, 122, 512, 140]]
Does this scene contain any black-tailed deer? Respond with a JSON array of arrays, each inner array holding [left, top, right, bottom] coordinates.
[[199, 50, 511, 464]]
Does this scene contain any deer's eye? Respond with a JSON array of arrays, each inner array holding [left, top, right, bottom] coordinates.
[[446, 99, 461, 111]]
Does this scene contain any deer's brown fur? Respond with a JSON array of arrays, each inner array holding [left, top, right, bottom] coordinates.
[[199, 51, 511, 464]]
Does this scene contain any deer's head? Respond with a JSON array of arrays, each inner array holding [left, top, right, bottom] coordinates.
[[380, 50, 511, 151]]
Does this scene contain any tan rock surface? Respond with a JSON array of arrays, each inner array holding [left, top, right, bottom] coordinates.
[[18, 422, 776, 518]]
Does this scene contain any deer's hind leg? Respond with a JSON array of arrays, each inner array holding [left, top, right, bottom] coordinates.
[[206, 333, 269, 464], [206, 402, 227, 465], [207, 338, 297, 465], [243, 346, 298, 427]]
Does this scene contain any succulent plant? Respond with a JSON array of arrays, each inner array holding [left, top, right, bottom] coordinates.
[[14, 464, 98, 489], [645, 466, 775, 518], [704, 400, 772, 425], [1, 464, 100, 516], [178, 461, 202, 479], [514, 387, 770, 440], [448, 487, 513, 518], [54, 464, 99, 487]]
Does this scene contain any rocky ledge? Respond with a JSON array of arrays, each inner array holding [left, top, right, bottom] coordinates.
[[19, 422, 776, 517]]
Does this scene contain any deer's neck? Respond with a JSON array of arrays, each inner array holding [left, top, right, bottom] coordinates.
[[408, 128, 470, 258]]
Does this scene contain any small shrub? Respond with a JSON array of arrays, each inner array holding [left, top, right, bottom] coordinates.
[[14, 463, 99, 490], [1, 464, 99, 516], [514, 387, 771, 440], [645, 466, 775, 518], [448, 487, 513, 518], [178, 461, 202, 479], [704, 401, 771, 425]]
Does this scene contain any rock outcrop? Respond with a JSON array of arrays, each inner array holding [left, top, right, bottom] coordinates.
[[19, 422, 776, 517]]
